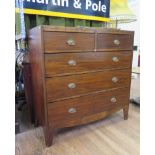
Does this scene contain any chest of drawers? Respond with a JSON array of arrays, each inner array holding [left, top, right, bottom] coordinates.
[[29, 26, 134, 146]]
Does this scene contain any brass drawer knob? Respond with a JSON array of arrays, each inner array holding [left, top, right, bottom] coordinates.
[[67, 39, 76, 46], [113, 39, 120, 45], [112, 56, 119, 62], [111, 97, 117, 103], [112, 77, 119, 83], [68, 108, 76, 114], [68, 60, 76, 66], [68, 83, 76, 89]]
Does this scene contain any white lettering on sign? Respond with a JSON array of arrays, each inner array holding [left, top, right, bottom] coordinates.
[[22, 0, 107, 13], [23, 0, 69, 7], [61, 0, 69, 7], [52, 0, 57, 5], [37, 0, 46, 4], [86, 0, 92, 10], [86, 0, 107, 13], [92, 3, 98, 11]]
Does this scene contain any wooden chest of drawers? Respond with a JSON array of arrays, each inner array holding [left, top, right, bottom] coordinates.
[[29, 26, 134, 146]]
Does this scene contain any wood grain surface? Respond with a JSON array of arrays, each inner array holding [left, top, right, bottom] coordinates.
[[97, 33, 134, 50], [45, 51, 132, 77], [28, 26, 134, 146], [42, 25, 134, 34], [47, 88, 130, 128], [29, 27, 45, 126], [44, 32, 95, 53], [46, 69, 131, 102]]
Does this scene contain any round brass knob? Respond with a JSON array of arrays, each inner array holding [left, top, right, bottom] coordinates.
[[113, 39, 120, 45], [111, 97, 117, 103], [68, 83, 76, 89], [112, 57, 119, 62], [112, 77, 119, 83], [67, 39, 75, 46], [68, 108, 76, 114], [68, 60, 76, 66]]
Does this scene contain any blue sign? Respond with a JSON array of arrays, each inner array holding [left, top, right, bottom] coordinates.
[[15, 0, 110, 22]]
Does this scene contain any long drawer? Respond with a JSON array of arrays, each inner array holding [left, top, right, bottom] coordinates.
[[47, 87, 129, 127], [44, 32, 95, 53], [46, 69, 131, 102], [45, 51, 132, 77], [97, 33, 134, 50]]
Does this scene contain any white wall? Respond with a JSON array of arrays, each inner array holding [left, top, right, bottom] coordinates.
[[117, 0, 140, 67]]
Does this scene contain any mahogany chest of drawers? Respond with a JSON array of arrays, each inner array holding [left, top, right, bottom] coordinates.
[[29, 26, 134, 146]]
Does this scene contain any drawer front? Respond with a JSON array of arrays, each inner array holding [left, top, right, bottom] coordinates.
[[44, 32, 95, 52], [47, 87, 129, 127], [46, 69, 131, 102], [97, 34, 134, 50], [93, 88, 130, 113], [45, 51, 132, 76], [47, 95, 93, 126]]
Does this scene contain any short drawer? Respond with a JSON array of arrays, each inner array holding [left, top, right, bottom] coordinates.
[[46, 69, 131, 102], [97, 34, 134, 50], [47, 96, 93, 126], [44, 32, 95, 53], [93, 88, 130, 113], [45, 51, 133, 76]]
